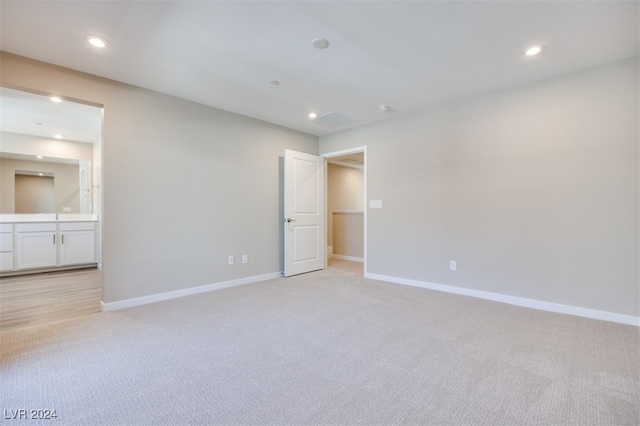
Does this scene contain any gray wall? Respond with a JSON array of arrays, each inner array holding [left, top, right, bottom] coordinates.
[[320, 58, 639, 317], [1, 52, 317, 303]]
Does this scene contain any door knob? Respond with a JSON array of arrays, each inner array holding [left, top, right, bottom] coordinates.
[[286, 218, 296, 222]]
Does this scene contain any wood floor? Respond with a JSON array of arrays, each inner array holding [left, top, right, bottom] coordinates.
[[0, 268, 102, 331]]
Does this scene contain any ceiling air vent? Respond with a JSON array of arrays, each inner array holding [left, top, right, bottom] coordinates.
[[313, 111, 359, 128]]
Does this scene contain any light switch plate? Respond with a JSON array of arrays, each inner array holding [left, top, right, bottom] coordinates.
[[369, 200, 383, 209]]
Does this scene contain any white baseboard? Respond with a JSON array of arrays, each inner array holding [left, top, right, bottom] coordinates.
[[101, 272, 281, 312], [331, 254, 364, 263], [365, 272, 640, 327], [327, 246, 365, 263]]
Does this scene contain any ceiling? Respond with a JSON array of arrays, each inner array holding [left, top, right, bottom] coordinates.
[[328, 152, 364, 169], [0, 1, 638, 137], [0, 87, 102, 144]]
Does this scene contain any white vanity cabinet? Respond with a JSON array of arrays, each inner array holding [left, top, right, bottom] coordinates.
[[0, 224, 14, 271], [15, 223, 58, 270], [0, 217, 98, 274], [58, 222, 96, 266]]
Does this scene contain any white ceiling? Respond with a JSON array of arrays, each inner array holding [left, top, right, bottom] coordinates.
[[0, 1, 638, 137], [0, 87, 102, 144], [328, 152, 364, 169]]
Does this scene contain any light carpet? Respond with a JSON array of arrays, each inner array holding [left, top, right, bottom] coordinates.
[[1, 259, 639, 425]]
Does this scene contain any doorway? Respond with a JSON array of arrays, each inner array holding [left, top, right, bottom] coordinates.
[[0, 87, 104, 329], [322, 147, 367, 276], [15, 172, 55, 213]]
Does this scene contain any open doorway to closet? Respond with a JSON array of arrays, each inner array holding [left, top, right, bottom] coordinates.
[[323, 147, 367, 276]]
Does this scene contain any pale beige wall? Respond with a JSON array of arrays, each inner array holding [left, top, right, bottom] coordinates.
[[332, 212, 364, 258], [320, 58, 639, 317], [327, 163, 364, 256], [0, 157, 80, 213], [1, 52, 317, 304], [15, 174, 55, 213]]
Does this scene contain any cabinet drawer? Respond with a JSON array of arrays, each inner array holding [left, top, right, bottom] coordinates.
[[0, 224, 12, 233], [0, 233, 13, 252], [59, 222, 96, 232], [16, 223, 56, 233], [0, 252, 13, 271]]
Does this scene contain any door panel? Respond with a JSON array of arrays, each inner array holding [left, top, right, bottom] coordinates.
[[293, 159, 319, 213], [284, 149, 325, 277], [293, 225, 320, 262]]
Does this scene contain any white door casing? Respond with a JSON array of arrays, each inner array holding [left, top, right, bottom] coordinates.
[[284, 149, 325, 277]]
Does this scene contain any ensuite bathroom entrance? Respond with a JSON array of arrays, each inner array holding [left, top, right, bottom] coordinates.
[[0, 87, 103, 330]]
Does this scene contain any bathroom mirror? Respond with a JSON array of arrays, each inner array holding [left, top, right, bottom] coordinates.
[[0, 87, 102, 214]]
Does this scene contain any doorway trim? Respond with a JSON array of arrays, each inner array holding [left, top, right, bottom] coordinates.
[[321, 146, 368, 275]]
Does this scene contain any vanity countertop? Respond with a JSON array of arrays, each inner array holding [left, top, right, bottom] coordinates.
[[57, 214, 99, 222], [0, 214, 98, 223]]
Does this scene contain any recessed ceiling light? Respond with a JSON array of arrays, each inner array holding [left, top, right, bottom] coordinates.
[[308, 112, 318, 119], [49, 96, 62, 103], [86, 34, 108, 48], [311, 38, 330, 49], [378, 105, 390, 113], [524, 44, 543, 56], [54, 134, 63, 139], [36, 155, 44, 159], [38, 173, 44, 176]]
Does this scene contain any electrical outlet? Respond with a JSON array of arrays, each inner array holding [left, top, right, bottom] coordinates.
[[242, 254, 248, 264], [369, 200, 383, 209], [450, 260, 457, 271], [228, 256, 234, 265]]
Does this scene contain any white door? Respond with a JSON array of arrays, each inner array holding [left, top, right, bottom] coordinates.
[[284, 149, 325, 277]]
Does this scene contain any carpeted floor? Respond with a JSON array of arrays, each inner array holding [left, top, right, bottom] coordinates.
[[1, 259, 639, 425]]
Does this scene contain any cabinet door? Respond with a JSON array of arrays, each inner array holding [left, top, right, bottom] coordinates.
[[59, 231, 95, 266], [0, 233, 14, 271], [16, 232, 57, 269], [0, 252, 13, 271]]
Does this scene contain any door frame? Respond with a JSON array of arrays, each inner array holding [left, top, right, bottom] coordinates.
[[321, 146, 367, 275]]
